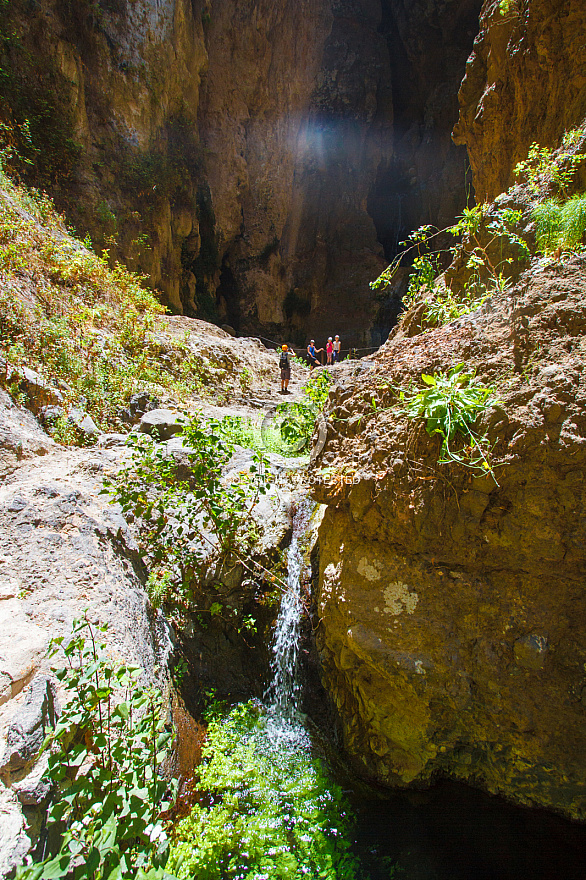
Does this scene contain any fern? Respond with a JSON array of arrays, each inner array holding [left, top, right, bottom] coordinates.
[[532, 199, 563, 253], [561, 193, 586, 249], [533, 194, 586, 254]]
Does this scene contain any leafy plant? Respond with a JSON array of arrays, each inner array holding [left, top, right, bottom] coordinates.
[[406, 253, 440, 303], [448, 204, 529, 281], [16, 618, 177, 880], [239, 366, 253, 392], [370, 224, 439, 294], [167, 702, 361, 880], [498, 0, 521, 18], [105, 416, 271, 615], [302, 368, 333, 411], [400, 364, 499, 480], [532, 193, 586, 254], [370, 205, 527, 317], [514, 132, 586, 196]]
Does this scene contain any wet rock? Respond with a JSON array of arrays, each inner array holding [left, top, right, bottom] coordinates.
[[138, 409, 184, 441]]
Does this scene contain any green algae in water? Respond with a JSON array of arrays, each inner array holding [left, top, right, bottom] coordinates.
[[168, 701, 361, 880]]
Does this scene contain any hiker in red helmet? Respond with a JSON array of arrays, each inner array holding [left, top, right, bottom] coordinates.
[[279, 344, 295, 393]]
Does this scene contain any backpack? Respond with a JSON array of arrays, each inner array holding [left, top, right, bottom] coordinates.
[[279, 351, 289, 368]]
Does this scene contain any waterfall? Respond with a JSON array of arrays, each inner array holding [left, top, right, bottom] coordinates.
[[264, 499, 314, 738]]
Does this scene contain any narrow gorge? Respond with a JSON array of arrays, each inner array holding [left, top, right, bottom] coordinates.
[[1, 0, 586, 877]]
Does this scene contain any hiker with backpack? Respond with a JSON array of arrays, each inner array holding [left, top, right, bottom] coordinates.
[[279, 344, 295, 393]]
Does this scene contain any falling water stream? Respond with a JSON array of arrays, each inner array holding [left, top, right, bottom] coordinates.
[[258, 500, 586, 879], [173, 502, 586, 879], [265, 499, 312, 723]]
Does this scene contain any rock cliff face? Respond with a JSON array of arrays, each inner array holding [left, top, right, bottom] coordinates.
[[1, 0, 481, 345], [0, 323, 306, 875], [453, 0, 586, 201], [310, 257, 586, 818]]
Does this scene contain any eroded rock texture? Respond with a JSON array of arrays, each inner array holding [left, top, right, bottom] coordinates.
[[454, 0, 586, 200], [1, 0, 481, 344], [310, 257, 586, 818]]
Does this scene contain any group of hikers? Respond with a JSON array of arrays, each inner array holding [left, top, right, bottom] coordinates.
[[278, 335, 341, 393], [307, 335, 341, 367]]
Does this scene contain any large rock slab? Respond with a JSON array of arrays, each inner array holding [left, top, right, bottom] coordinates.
[[0, 602, 48, 708], [311, 256, 586, 819], [453, 0, 586, 200], [0, 390, 54, 475], [0, 397, 174, 876]]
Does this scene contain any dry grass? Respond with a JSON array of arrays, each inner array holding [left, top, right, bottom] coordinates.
[[0, 173, 271, 435]]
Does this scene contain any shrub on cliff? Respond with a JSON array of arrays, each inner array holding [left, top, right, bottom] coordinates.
[[106, 415, 271, 625], [0, 174, 226, 433], [532, 194, 586, 254], [16, 618, 178, 880]]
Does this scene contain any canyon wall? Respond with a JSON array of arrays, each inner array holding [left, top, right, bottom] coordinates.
[[0, 0, 480, 345], [453, 0, 586, 200], [307, 0, 586, 817], [311, 255, 586, 819]]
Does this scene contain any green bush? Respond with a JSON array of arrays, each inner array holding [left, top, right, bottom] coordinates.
[[514, 132, 586, 196], [167, 702, 361, 880], [533, 193, 586, 254], [106, 416, 271, 614], [400, 364, 499, 479], [16, 618, 177, 880]]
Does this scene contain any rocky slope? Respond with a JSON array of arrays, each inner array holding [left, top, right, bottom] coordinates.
[[310, 254, 586, 818], [0, 392, 174, 874], [0, 338, 310, 875]]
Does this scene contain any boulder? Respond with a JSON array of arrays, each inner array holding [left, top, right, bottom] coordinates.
[[0, 675, 59, 774], [39, 406, 99, 444], [138, 408, 184, 441], [0, 600, 48, 707], [11, 753, 52, 806], [0, 789, 30, 878], [117, 392, 160, 426], [311, 257, 586, 819], [96, 433, 128, 448], [69, 409, 99, 441], [0, 391, 54, 473], [18, 368, 63, 414]]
